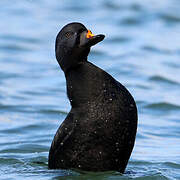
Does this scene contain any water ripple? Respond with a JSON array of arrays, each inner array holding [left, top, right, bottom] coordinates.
[[0, 0, 180, 179], [149, 75, 180, 86], [145, 102, 180, 111], [0, 44, 31, 52], [160, 13, 180, 23]]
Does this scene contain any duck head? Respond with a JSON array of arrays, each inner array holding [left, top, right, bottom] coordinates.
[[55, 22, 105, 73]]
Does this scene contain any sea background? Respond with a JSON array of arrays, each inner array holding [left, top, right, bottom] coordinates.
[[0, 0, 180, 179]]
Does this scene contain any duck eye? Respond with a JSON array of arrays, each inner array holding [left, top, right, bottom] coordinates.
[[65, 32, 73, 38]]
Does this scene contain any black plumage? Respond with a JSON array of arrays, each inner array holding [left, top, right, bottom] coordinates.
[[48, 22, 138, 173]]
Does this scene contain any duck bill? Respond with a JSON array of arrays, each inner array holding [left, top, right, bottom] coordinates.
[[79, 30, 105, 47], [86, 34, 105, 46]]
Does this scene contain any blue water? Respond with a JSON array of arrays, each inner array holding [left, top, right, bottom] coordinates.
[[0, 0, 180, 179]]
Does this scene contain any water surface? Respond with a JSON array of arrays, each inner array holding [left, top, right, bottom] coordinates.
[[0, 0, 180, 179]]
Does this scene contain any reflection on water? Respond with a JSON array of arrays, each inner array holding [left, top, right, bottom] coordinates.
[[0, 0, 180, 179]]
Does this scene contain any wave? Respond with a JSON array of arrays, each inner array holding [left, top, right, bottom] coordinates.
[[149, 75, 180, 85], [145, 102, 180, 111]]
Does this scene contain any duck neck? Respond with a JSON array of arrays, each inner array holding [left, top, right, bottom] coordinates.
[[65, 61, 100, 108], [56, 47, 90, 73]]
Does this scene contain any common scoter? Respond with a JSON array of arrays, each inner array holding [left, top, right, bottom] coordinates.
[[48, 22, 138, 173]]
